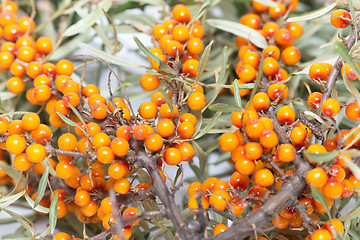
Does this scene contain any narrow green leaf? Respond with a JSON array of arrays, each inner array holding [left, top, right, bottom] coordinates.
[[343, 155, 360, 180], [49, 193, 58, 234], [195, 112, 222, 139], [303, 150, 338, 163], [233, 79, 242, 109], [349, 229, 360, 240], [207, 83, 255, 89], [56, 112, 83, 131], [0, 111, 30, 118], [193, 110, 203, 137], [133, 36, 175, 75], [34, 166, 49, 208], [310, 185, 331, 219], [191, 141, 207, 176], [0, 208, 35, 237], [24, 194, 49, 214], [159, 89, 174, 116], [287, 2, 337, 22], [207, 19, 267, 49], [173, 167, 182, 186], [253, 0, 277, 7], [77, 42, 138, 68], [208, 103, 242, 113], [188, 158, 204, 182], [335, 39, 360, 81], [0, 161, 26, 187], [196, 41, 214, 82], [0, 191, 25, 208], [64, 0, 112, 36], [187, 0, 212, 27]]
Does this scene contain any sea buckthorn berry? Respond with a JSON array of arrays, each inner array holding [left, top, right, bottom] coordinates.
[[164, 147, 182, 165], [139, 101, 158, 119], [262, 21, 278, 38], [113, 178, 130, 194], [17, 46, 35, 63], [91, 102, 108, 119], [341, 62, 360, 81], [269, 2, 286, 19], [145, 134, 163, 152], [159, 34, 172, 50], [176, 142, 194, 161], [166, 40, 183, 58], [209, 190, 231, 211], [182, 59, 199, 77], [188, 92, 206, 111], [123, 207, 140, 226], [172, 4, 191, 22], [240, 14, 261, 30], [242, 51, 260, 68], [330, 9, 351, 28], [56, 161, 74, 179], [276, 144, 296, 162], [61, 80, 79, 94], [55, 100, 70, 115], [259, 129, 278, 150], [26, 144, 47, 163], [290, 126, 307, 145], [272, 215, 289, 229], [107, 97, 125, 112], [93, 132, 111, 148], [34, 75, 51, 87], [56, 59, 74, 76], [188, 182, 203, 196], [264, 45, 281, 61], [255, 169, 274, 187], [235, 157, 256, 175], [35, 36, 53, 54], [324, 219, 344, 239], [75, 190, 91, 207], [58, 133, 77, 151], [281, 46, 301, 66], [252, 92, 270, 111], [140, 74, 160, 91], [26, 61, 43, 79], [191, 24, 204, 38], [13, 153, 31, 171], [177, 122, 195, 139], [186, 37, 204, 55], [152, 24, 167, 40], [323, 179, 342, 200], [328, 165, 345, 182], [33, 85, 52, 101], [188, 195, 209, 212], [276, 105, 295, 125], [156, 119, 175, 138], [306, 168, 328, 188], [263, 57, 279, 76], [213, 224, 228, 235], [55, 75, 71, 91], [63, 92, 80, 107], [53, 232, 71, 240], [18, 16, 34, 33], [108, 161, 131, 180], [287, 22, 303, 39], [10, 61, 26, 77], [308, 92, 322, 109], [100, 197, 113, 215], [237, 64, 257, 82], [219, 133, 240, 152], [111, 138, 129, 157], [346, 102, 360, 121], [275, 28, 293, 46], [159, 103, 178, 119], [230, 171, 249, 191], [0, 51, 14, 69], [321, 98, 340, 118], [82, 84, 100, 98], [3, 24, 23, 41], [133, 124, 148, 140], [0, 117, 9, 134], [172, 25, 189, 42], [97, 146, 115, 164], [116, 125, 132, 140], [163, 19, 176, 32], [7, 76, 24, 94], [309, 63, 327, 81], [311, 229, 331, 240], [245, 119, 265, 139], [231, 79, 252, 97], [6, 134, 26, 155], [179, 113, 197, 125], [341, 179, 353, 198], [214, 181, 231, 192], [81, 200, 98, 217], [244, 142, 263, 160]]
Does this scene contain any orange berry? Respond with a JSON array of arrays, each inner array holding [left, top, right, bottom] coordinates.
[[209, 190, 231, 211], [176, 142, 194, 161], [324, 219, 344, 239], [263, 57, 279, 76], [140, 74, 159, 91], [111, 137, 129, 157], [306, 168, 328, 188], [91, 102, 108, 119], [182, 59, 199, 77], [186, 37, 204, 55], [188, 92, 206, 111], [108, 161, 131, 180], [13, 153, 32, 171], [254, 168, 274, 187], [235, 157, 255, 175], [321, 98, 340, 118], [219, 133, 240, 152], [58, 133, 77, 151], [172, 4, 191, 23], [346, 102, 360, 121], [113, 178, 130, 194], [330, 9, 351, 29], [311, 229, 331, 240], [56, 59, 74, 76], [7, 76, 24, 94], [276, 144, 296, 162], [276, 105, 295, 125], [308, 92, 322, 109], [244, 142, 263, 160], [240, 14, 261, 30], [213, 224, 228, 235], [267, 83, 289, 102], [56, 161, 74, 179], [156, 119, 175, 138], [164, 147, 182, 165], [252, 92, 270, 111], [323, 179, 342, 200], [6, 135, 26, 155], [259, 129, 278, 150], [177, 122, 195, 139], [290, 126, 307, 145], [35, 36, 53, 54], [97, 146, 115, 164], [281, 46, 301, 66], [269, 3, 286, 19], [26, 144, 47, 163]]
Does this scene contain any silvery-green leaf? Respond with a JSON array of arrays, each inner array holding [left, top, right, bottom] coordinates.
[[287, 2, 337, 22]]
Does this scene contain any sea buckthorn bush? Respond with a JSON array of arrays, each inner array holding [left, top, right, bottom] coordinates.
[[1, 0, 360, 240]]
